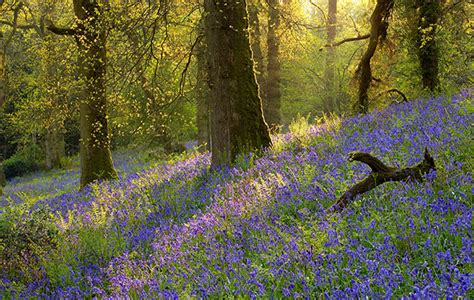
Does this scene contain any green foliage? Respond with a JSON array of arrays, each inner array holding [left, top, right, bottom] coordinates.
[[3, 144, 43, 179], [0, 203, 59, 281]]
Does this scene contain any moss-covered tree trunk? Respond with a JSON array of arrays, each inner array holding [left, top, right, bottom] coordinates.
[[415, 0, 441, 93], [196, 22, 210, 150], [204, 0, 272, 167], [264, 0, 282, 127], [45, 127, 64, 170], [248, 3, 266, 100], [74, 0, 117, 187], [0, 32, 5, 110], [324, 0, 337, 114], [0, 31, 5, 196], [356, 0, 393, 114]]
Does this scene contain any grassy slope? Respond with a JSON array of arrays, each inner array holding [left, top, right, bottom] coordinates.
[[1, 90, 473, 298]]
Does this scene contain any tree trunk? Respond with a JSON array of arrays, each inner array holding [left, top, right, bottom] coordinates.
[[196, 22, 210, 150], [248, 4, 265, 99], [0, 161, 5, 185], [74, 0, 117, 188], [415, 0, 441, 93], [0, 32, 5, 110], [0, 31, 5, 195], [324, 0, 337, 114], [0, 4, 32, 194], [356, 0, 393, 114], [264, 0, 282, 127], [45, 128, 64, 169], [204, 0, 272, 167]]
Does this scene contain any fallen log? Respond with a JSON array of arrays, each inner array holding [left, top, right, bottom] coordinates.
[[331, 148, 436, 212]]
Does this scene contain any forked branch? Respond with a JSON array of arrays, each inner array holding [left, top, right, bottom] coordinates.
[[331, 148, 436, 212]]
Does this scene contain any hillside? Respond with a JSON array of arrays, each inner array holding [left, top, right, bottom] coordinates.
[[1, 90, 473, 298]]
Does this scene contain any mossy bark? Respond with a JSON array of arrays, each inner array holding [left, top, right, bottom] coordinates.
[[248, 4, 266, 102], [356, 0, 393, 114], [324, 0, 338, 114], [204, 0, 272, 167], [0, 162, 5, 196], [45, 128, 64, 170], [74, 0, 117, 188], [0, 31, 5, 110], [0, 31, 5, 196], [264, 0, 282, 127], [415, 0, 441, 93], [196, 22, 210, 150]]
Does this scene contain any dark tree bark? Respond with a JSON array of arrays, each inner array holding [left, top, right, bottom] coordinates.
[[415, 0, 441, 93], [0, 161, 5, 185], [195, 23, 210, 150], [0, 31, 5, 196], [324, 0, 338, 113], [331, 148, 436, 212], [74, 0, 117, 187], [0, 161, 4, 195], [356, 0, 394, 114], [264, 0, 282, 127], [248, 3, 265, 98], [204, 0, 272, 167], [376, 88, 408, 104], [0, 31, 5, 110]]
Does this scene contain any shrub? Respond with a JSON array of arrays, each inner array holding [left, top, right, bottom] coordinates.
[[3, 144, 43, 179], [0, 203, 59, 281], [3, 157, 40, 179]]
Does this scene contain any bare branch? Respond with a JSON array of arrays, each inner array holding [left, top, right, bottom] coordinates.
[[46, 24, 76, 36], [0, 20, 34, 30], [44, 19, 76, 36], [375, 89, 408, 103], [3, 2, 24, 48], [320, 33, 370, 50]]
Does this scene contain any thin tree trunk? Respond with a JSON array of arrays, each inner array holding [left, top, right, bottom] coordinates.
[[0, 31, 5, 195], [74, 0, 117, 187], [356, 0, 393, 114], [45, 128, 64, 169], [324, 0, 337, 114], [264, 0, 282, 127], [0, 4, 32, 194], [415, 0, 441, 93], [204, 0, 272, 167], [0, 32, 5, 110]]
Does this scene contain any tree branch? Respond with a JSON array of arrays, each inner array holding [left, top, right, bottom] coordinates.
[[46, 23, 76, 36], [0, 20, 35, 30], [330, 148, 436, 212], [3, 3, 24, 48], [347, 152, 397, 173], [320, 33, 370, 51], [378, 88, 408, 103]]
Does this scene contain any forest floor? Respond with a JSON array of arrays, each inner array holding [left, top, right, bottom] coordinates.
[[1, 89, 473, 298]]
